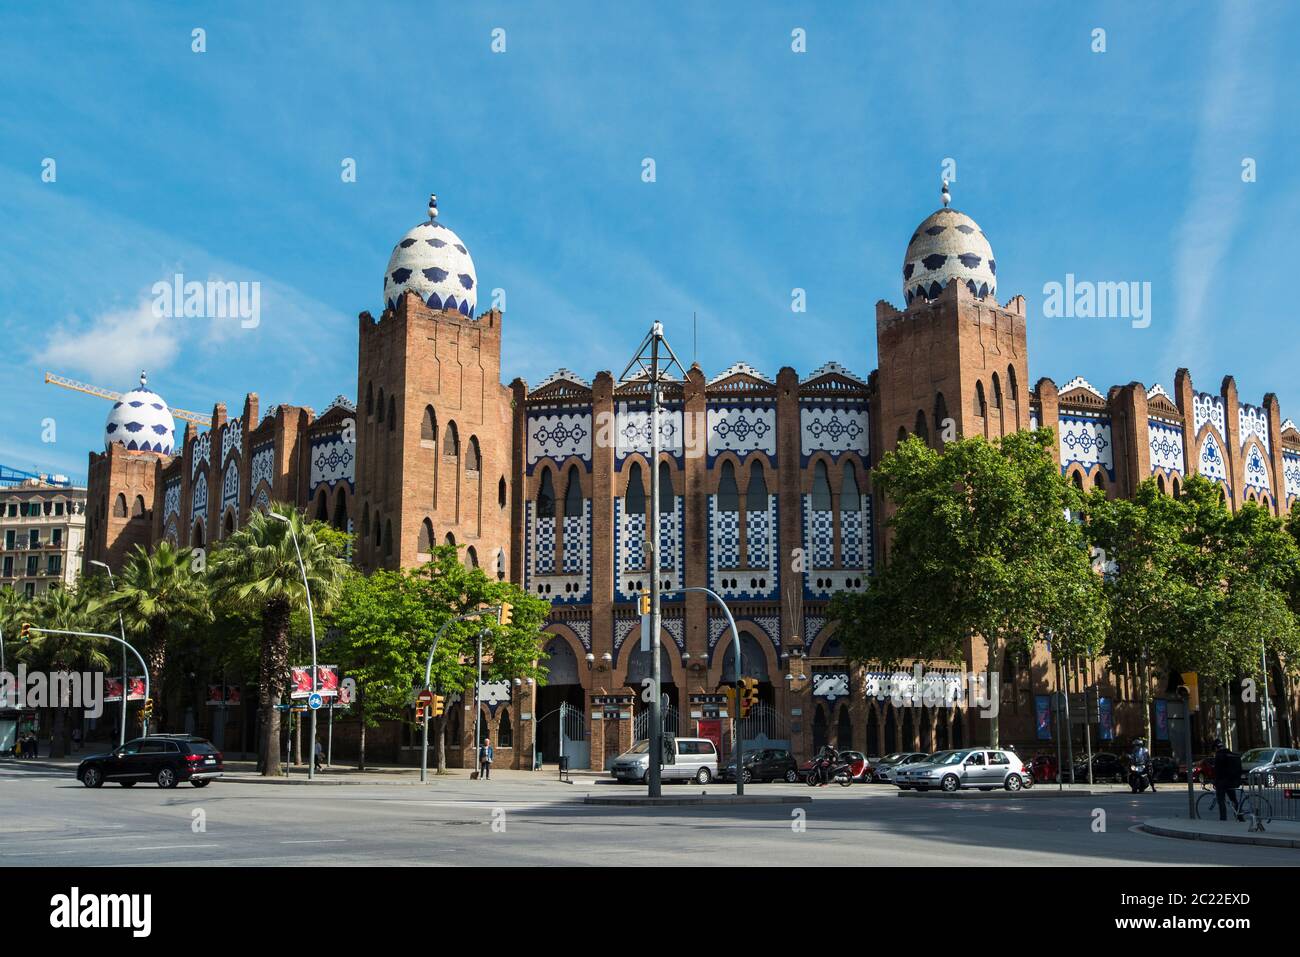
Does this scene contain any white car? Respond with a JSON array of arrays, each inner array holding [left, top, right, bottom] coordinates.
[[894, 748, 1029, 792]]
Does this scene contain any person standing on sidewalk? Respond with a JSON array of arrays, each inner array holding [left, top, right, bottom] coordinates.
[[314, 738, 324, 772], [479, 738, 493, 780], [1212, 739, 1243, 821]]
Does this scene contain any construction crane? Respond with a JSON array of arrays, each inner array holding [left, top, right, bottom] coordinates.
[[44, 372, 212, 427], [0, 464, 74, 488]]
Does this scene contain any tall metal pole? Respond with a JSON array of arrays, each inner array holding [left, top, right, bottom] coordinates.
[[1261, 641, 1273, 747], [474, 628, 485, 780], [420, 609, 487, 784], [91, 560, 129, 746]]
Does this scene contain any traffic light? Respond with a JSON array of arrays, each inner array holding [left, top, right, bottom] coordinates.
[[739, 677, 759, 718], [433, 694, 445, 718], [638, 591, 650, 616], [1179, 672, 1200, 712], [141, 698, 154, 717], [19, 622, 30, 641], [415, 705, 426, 722], [720, 686, 735, 716], [498, 602, 513, 627]]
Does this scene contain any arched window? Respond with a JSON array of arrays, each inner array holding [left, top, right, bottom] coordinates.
[[1172, 477, 1181, 498], [496, 549, 505, 581], [466, 436, 481, 472], [897, 426, 907, 445], [192, 521, 205, 548], [445, 531, 456, 546], [384, 519, 393, 558], [361, 504, 370, 541], [812, 461, 832, 510], [1094, 472, 1105, 491], [1071, 471, 1084, 490], [745, 465, 768, 511], [365, 382, 374, 417], [332, 487, 348, 530], [224, 511, 234, 538], [837, 705, 853, 749], [933, 392, 949, 438], [563, 466, 582, 516], [387, 396, 396, 432], [625, 463, 646, 514], [1007, 365, 1018, 402], [315, 493, 328, 521], [1157, 475, 1167, 495], [657, 462, 673, 514], [466, 545, 478, 568], [131, 495, 146, 518], [537, 469, 556, 518], [377, 388, 385, 423], [443, 421, 459, 458], [717, 461, 739, 512], [841, 463, 860, 511], [975, 381, 987, 417], [813, 706, 828, 755], [915, 409, 930, 444], [113, 493, 127, 518], [991, 372, 1002, 409], [421, 406, 437, 443], [418, 518, 434, 554], [498, 711, 513, 748], [498, 477, 507, 508]]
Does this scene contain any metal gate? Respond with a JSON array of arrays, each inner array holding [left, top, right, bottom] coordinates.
[[738, 703, 790, 752], [558, 701, 589, 770], [634, 704, 679, 741]]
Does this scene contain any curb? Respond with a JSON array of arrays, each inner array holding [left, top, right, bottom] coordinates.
[[583, 794, 810, 807], [897, 788, 1098, 798], [1139, 821, 1300, 849]]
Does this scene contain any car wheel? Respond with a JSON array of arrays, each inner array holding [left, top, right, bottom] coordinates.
[[741, 768, 752, 784], [785, 769, 798, 783], [119, 781, 136, 788], [940, 774, 960, 793], [82, 767, 103, 788], [1005, 774, 1022, 792], [695, 767, 711, 785], [191, 779, 210, 788], [640, 771, 649, 785], [157, 767, 178, 789]]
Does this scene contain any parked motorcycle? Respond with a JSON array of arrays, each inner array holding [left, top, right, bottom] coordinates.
[[805, 753, 854, 788]]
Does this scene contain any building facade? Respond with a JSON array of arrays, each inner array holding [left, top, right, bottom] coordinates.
[[1, 477, 87, 598], [82, 188, 1300, 767]]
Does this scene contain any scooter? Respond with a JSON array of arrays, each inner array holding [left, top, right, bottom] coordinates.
[[1128, 764, 1153, 793], [805, 754, 854, 788]]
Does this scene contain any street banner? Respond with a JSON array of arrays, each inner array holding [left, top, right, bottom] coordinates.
[[103, 677, 124, 703], [1098, 696, 1114, 740], [338, 677, 355, 707], [1154, 698, 1169, 741], [206, 685, 224, 707], [1034, 695, 1053, 740], [315, 665, 339, 697], [697, 718, 722, 758], [226, 685, 241, 706], [126, 677, 146, 702], [290, 666, 313, 698], [207, 685, 241, 706]]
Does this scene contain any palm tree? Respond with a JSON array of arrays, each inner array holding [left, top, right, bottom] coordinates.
[[96, 541, 208, 731], [208, 505, 348, 775], [16, 586, 109, 758], [0, 585, 32, 671]]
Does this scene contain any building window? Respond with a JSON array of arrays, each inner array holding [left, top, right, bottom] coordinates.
[[28, 530, 39, 549], [4, 530, 13, 549], [443, 421, 459, 457], [113, 493, 127, 518], [991, 372, 1002, 409], [26, 556, 38, 576], [657, 462, 673, 514], [2, 557, 12, 577], [466, 436, 481, 472], [54, 501, 64, 516], [537, 469, 556, 519], [1007, 365, 1018, 402], [51, 528, 62, 547], [812, 461, 832, 510], [975, 381, 987, 417], [421, 406, 437, 443], [132, 495, 146, 518], [498, 477, 507, 509], [745, 465, 768, 512], [717, 461, 739, 512], [915, 409, 929, 444], [625, 463, 646, 515], [47, 556, 61, 576]]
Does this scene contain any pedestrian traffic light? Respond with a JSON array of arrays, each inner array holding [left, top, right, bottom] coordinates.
[[498, 602, 513, 626], [639, 590, 650, 616], [19, 621, 30, 641], [433, 694, 445, 718]]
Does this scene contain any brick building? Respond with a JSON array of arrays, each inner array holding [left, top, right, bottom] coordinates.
[[82, 187, 1300, 768]]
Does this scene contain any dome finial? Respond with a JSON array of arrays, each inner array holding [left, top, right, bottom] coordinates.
[[941, 179, 951, 208], [428, 193, 438, 221], [139, 370, 147, 388]]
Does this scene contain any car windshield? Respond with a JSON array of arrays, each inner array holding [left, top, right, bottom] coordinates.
[[879, 753, 905, 764], [931, 751, 966, 765], [1240, 749, 1272, 763], [627, 741, 650, 755]]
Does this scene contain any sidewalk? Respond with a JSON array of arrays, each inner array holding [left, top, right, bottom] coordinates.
[[1142, 816, 1300, 849]]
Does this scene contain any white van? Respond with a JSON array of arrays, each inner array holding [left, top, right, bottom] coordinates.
[[610, 737, 719, 784]]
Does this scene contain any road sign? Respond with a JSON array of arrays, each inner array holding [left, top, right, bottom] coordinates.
[[417, 689, 434, 705], [307, 692, 323, 711]]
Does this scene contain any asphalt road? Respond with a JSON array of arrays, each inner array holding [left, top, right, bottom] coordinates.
[[0, 763, 1292, 866]]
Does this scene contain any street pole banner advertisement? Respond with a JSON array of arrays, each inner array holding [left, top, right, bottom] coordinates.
[[1154, 698, 1169, 741], [290, 666, 312, 698], [103, 677, 124, 703], [126, 677, 146, 701], [206, 685, 242, 706], [1034, 695, 1053, 739], [697, 718, 722, 757], [316, 665, 339, 697], [1098, 696, 1114, 740]]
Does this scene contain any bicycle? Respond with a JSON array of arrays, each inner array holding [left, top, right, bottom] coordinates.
[[1195, 787, 1272, 823]]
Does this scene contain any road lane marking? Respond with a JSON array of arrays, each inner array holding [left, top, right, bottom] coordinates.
[[133, 844, 220, 851], [279, 839, 347, 844]]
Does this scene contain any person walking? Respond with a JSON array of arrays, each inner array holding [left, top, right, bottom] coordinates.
[[1212, 738, 1244, 821], [314, 738, 324, 772], [479, 737, 494, 781]]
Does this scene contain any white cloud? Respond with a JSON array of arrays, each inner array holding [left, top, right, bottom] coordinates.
[[36, 296, 182, 387]]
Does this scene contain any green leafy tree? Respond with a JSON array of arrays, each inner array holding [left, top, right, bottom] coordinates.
[[208, 505, 350, 775], [94, 541, 209, 731], [831, 430, 1106, 745]]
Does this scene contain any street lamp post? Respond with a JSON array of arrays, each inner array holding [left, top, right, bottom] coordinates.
[[663, 586, 745, 797], [268, 511, 318, 781], [621, 321, 684, 798], [90, 560, 130, 746], [33, 629, 150, 727], [420, 608, 497, 784]]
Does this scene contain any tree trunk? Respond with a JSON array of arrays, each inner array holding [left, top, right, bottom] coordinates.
[[985, 636, 1002, 747], [293, 711, 301, 766], [1140, 657, 1152, 745], [436, 713, 447, 773], [50, 706, 67, 759], [147, 616, 169, 731], [258, 597, 291, 776]]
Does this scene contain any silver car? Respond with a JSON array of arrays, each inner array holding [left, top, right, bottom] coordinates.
[[610, 738, 719, 785], [1240, 747, 1300, 786], [894, 748, 1028, 792]]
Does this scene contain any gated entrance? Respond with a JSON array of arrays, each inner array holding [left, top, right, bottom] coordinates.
[[737, 702, 790, 757], [633, 703, 679, 742]]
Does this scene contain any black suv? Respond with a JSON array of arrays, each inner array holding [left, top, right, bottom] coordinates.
[[719, 748, 798, 784], [77, 735, 224, 789]]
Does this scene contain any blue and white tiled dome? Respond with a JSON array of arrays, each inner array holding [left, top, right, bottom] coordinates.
[[104, 372, 176, 455], [382, 194, 478, 316], [902, 182, 996, 306]]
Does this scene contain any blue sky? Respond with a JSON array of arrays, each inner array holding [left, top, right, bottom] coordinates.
[[2, 1, 1296, 483]]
